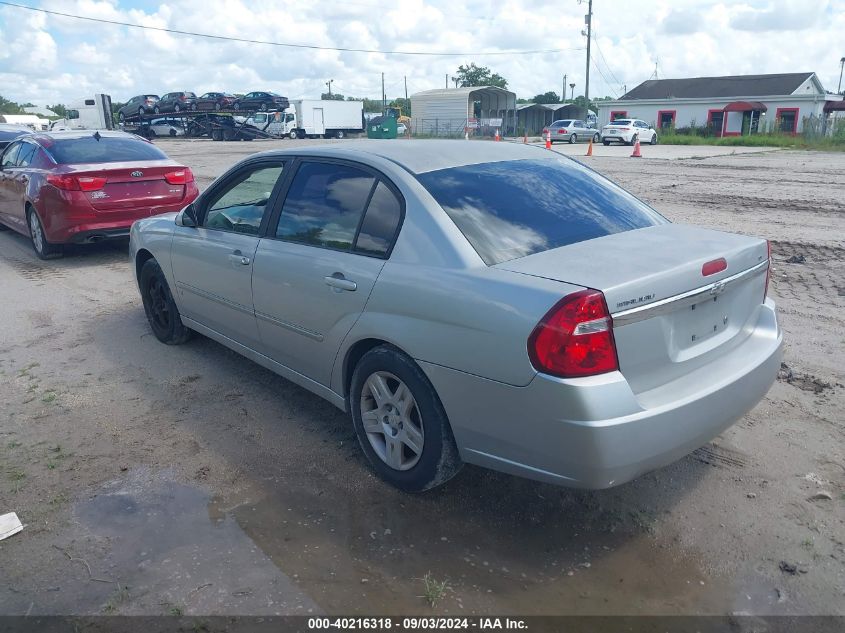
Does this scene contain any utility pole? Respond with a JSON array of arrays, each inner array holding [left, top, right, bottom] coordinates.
[[325, 79, 333, 97], [839, 57, 845, 94], [404, 75, 408, 101], [583, 0, 593, 119], [562, 74, 566, 102], [446, 73, 448, 89], [382, 72, 386, 114], [570, 83, 576, 102]]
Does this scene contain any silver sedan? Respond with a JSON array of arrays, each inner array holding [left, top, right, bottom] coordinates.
[[129, 141, 782, 492], [543, 119, 601, 144]]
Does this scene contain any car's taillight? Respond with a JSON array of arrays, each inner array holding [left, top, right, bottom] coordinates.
[[558, 129, 567, 134], [47, 174, 106, 191], [764, 240, 771, 300], [164, 168, 194, 185], [702, 258, 727, 276], [528, 289, 619, 378]]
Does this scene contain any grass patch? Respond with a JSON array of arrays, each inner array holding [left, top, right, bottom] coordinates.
[[17, 362, 39, 377], [41, 392, 57, 404], [7, 469, 26, 482], [7, 441, 22, 449], [103, 585, 130, 613], [420, 572, 451, 607], [658, 133, 845, 151]]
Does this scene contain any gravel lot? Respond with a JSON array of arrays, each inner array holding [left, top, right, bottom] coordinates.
[[1, 139, 842, 616]]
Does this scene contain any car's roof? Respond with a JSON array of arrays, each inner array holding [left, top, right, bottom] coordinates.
[[254, 140, 557, 174]]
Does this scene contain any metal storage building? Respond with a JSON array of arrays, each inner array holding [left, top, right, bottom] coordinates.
[[596, 72, 839, 136], [410, 86, 517, 137], [517, 103, 583, 135]]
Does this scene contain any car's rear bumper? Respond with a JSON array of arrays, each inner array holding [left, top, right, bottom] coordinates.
[[42, 196, 195, 244], [602, 134, 633, 143], [421, 299, 782, 489]]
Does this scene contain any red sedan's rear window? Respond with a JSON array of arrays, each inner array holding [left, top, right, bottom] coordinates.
[[45, 136, 169, 164]]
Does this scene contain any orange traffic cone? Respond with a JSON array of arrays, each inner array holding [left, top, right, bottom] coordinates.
[[586, 139, 593, 157], [630, 138, 642, 158], [544, 130, 551, 150], [494, 128, 500, 142]]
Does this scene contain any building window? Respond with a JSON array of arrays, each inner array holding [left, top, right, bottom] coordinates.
[[657, 110, 676, 129], [775, 108, 799, 134], [610, 111, 627, 121], [706, 110, 724, 136]]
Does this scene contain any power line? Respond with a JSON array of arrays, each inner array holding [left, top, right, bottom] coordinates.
[[590, 32, 623, 92], [0, 1, 585, 57]]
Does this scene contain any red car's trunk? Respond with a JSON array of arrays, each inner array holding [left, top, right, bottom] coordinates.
[[61, 161, 189, 212]]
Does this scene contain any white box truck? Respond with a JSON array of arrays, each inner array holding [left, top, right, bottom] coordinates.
[[50, 94, 114, 131], [286, 100, 364, 139]]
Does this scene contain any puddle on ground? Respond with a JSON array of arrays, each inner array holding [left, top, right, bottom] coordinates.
[[71, 469, 786, 615]]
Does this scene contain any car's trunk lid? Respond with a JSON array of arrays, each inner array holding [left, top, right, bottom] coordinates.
[[63, 161, 187, 212], [495, 224, 769, 393]]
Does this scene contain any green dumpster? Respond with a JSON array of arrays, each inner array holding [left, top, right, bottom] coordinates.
[[367, 115, 397, 139]]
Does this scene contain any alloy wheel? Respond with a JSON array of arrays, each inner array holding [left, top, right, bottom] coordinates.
[[29, 212, 43, 254], [360, 371, 424, 471]]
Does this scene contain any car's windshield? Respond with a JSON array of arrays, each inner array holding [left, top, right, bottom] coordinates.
[[45, 135, 168, 164], [608, 120, 632, 125], [417, 158, 667, 265]]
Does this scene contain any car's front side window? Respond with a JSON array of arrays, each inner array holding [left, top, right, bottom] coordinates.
[[204, 163, 285, 236]]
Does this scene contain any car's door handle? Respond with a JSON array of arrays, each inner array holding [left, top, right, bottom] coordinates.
[[229, 250, 251, 266], [324, 274, 357, 292]]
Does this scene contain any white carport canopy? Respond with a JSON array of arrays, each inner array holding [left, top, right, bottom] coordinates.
[[411, 86, 517, 136]]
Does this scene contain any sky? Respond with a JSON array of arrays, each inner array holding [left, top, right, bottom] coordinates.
[[0, 0, 843, 107]]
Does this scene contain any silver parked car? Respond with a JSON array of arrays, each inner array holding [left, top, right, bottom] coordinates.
[[129, 141, 782, 492], [543, 119, 600, 144]]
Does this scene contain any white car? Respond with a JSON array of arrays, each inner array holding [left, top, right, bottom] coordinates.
[[146, 118, 186, 138], [601, 119, 657, 146]]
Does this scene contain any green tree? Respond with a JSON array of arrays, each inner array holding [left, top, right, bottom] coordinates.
[[0, 95, 24, 114], [530, 91, 561, 104], [320, 92, 345, 101], [346, 96, 384, 113], [388, 98, 411, 116], [452, 63, 508, 89], [48, 103, 68, 117]]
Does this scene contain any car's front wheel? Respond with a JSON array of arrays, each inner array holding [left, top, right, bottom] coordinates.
[[569, 133, 577, 144], [593, 133, 601, 143], [28, 208, 62, 260], [139, 259, 192, 345], [350, 346, 462, 492]]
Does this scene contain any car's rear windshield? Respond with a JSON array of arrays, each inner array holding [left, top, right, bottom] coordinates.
[[553, 120, 573, 126], [608, 120, 632, 125], [45, 136, 168, 164], [417, 158, 667, 265]]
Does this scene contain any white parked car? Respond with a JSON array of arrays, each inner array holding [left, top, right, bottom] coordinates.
[[601, 119, 657, 146], [146, 118, 186, 138]]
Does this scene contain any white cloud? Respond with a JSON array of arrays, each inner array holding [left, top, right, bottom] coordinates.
[[0, 0, 843, 107]]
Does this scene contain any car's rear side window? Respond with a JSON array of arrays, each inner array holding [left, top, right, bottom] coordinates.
[[45, 136, 168, 164], [417, 158, 667, 265], [276, 162, 375, 251], [355, 182, 402, 257]]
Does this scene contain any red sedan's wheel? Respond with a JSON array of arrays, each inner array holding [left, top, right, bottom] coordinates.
[[28, 208, 63, 260]]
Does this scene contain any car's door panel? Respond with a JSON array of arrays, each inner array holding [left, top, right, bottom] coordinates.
[[170, 161, 286, 348], [252, 160, 403, 386]]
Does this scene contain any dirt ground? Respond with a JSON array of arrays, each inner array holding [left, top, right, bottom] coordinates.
[[0, 139, 842, 617]]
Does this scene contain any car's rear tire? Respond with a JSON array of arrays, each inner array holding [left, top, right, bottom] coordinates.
[[119, 112, 126, 123], [148, 128, 157, 138], [603, 139, 610, 146], [174, 104, 181, 113], [139, 259, 192, 345], [651, 133, 658, 145], [27, 208, 63, 260], [153, 106, 160, 114], [233, 102, 241, 111], [350, 345, 463, 492], [593, 133, 601, 143], [569, 133, 577, 144], [215, 103, 221, 111], [336, 130, 345, 139], [629, 134, 638, 146]]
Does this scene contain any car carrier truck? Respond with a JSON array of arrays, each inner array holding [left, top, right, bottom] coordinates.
[[50, 94, 114, 131]]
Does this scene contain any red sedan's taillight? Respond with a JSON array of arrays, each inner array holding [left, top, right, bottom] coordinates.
[[164, 168, 194, 185], [764, 239, 771, 300], [528, 289, 619, 378], [47, 174, 107, 191]]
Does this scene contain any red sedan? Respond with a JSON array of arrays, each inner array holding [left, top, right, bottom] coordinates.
[[0, 130, 199, 259]]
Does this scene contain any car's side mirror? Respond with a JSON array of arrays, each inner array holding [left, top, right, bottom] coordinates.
[[177, 204, 198, 228]]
